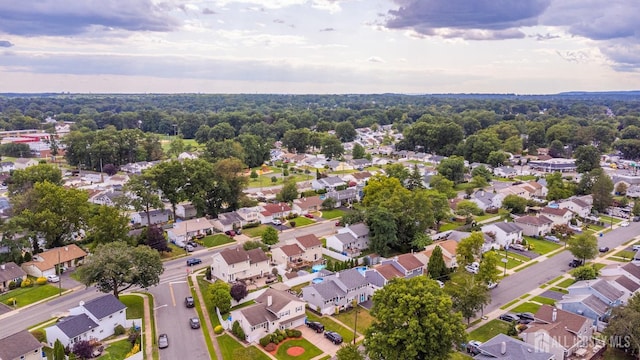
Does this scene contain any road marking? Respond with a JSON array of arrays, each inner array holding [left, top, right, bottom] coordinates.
[[169, 281, 188, 284], [169, 283, 176, 307], [154, 304, 168, 310]]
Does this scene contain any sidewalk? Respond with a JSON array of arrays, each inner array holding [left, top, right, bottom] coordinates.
[[190, 272, 225, 360]]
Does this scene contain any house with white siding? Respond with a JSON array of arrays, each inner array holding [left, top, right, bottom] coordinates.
[[481, 222, 523, 250], [540, 207, 573, 226], [514, 215, 554, 237], [211, 247, 270, 282], [302, 268, 369, 315]]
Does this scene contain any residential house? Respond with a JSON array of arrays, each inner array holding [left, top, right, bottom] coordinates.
[[605, 275, 640, 300], [130, 209, 171, 226], [230, 288, 307, 343], [166, 217, 213, 247], [292, 196, 323, 215], [271, 244, 305, 267], [473, 333, 554, 360], [326, 188, 358, 207], [0, 262, 27, 292], [211, 247, 270, 282], [481, 222, 523, 249], [432, 230, 496, 255], [211, 211, 244, 233], [90, 190, 125, 207], [566, 279, 627, 306], [558, 294, 610, 330], [472, 190, 505, 211], [22, 244, 87, 278], [380, 253, 424, 278], [514, 215, 553, 237], [418, 240, 459, 269], [520, 305, 592, 360], [0, 330, 44, 360], [365, 263, 404, 291], [343, 171, 373, 186], [177, 151, 198, 160], [325, 223, 370, 256], [45, 294, 127, 348], [175, 202, 197, 219], [271, 234, 324, 267], [311, 176, 346, 191], [498, 184, 532, 200], [600, 262, 640, 285], [0, 161, 15, 173], [523, 181, 548, 198], [259, 202, 293, 224], [557, 198, 592, 218], [302, 268, 369, 315], [13, 158, 39, 170], [539, 207, 573, 227], [494, 166, 518, 178], [292, 234, 323, 263], [350, 158, 372, 170]]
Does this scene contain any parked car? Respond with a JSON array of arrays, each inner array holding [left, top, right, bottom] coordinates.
[[632, 244, 640, 251], [498, 313, 520, 322], [185, 244, 195, 252], [467, 340, 483, 355], [46, 274, 60, 283], [621, 221, 630, 227], [465, 262, 479, 274], [517, 312, 535, 323], [189, 317, 201, 329], [185, 296, 195, 308], [187, 240, 198, 248], [225, 230, 236, 236], [187, 258, 202, 266], [304, 213, 314, 218], [487, 281, 498, 289], [510, 243, 526, 251], [599, 246, 610, 253], [306, 321, 324, 333], [324, 331, 343, 345], [568, 259, 583, 268], [272, 219, 282, 226], [544, 235, 560, 243], [158, 334, 169, 349]]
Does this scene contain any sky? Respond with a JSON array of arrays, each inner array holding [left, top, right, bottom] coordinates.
[[0, 0, 639, 94]]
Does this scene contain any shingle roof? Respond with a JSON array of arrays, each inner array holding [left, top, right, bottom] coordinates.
[[296, 234, 321, 249], [590, 279, 624, 302], [55, 313, 99, 338], [347, 223, 369, 237], [613, 275, 640, 292], [321, 176, 345, 186], [335, 232, 356, 244], [622, 262, 640, 280], [293, 196, 323, 209], [561, 294, 608, 316], [0, 330, 42, 360], [328, 268, 368, 290], [534, 305, 590, 333], [541, 206, 570, 216], [82, 294, 126, 320], [0, 262, 26, 283], [475, 333, 553, 360], [255, 288, 301, 313], [219, 247, 250, 265], [395, 254, 423, 271], [309, 279, 346, 300], [23, 244, 87, 272], [238, 303, 277, 326], [279, 244, 304, 257], [514, 215, 553, 226], [492, 222, 523, 234], [373, 263, 403, 280], [247, 248, 269, 264]]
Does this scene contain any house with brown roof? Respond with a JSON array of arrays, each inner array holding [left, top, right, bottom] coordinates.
[[558, 198, 592, 218], [271, 234, 322, 268], [380, 253, 424, 278], [211, 247, 270, 282], [292, 196, 323, 215], [418, 240, 459, 269], [271, 244, 305, 266], [0, 330, 43, 360], [260, 202, 293, 224], [540, 207, 573, 226], [0, 262, 27, 292], [364, 263, 404, 290], [514, 215, 554, 237], [230, 288, 306, 343], [166, 217, 214, 247], [520, 305, 593, 360], [343, 171, 373, 185], [21, 244, 87, 278]]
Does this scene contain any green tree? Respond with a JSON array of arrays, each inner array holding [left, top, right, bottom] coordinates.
[[167, 137, 185, 158], [322, 197, 337, 210], [86, 205, 131, 245], [446, 272, 491, 324], [430, 192, 450, 231], [477, 251, 499, 286], [143, 225, 171, 253], [573, 265, 598, 281], [210, 281, 232, 314], [352, 143, 366, 159], [568, 234, 598, 264], [336, 343, 365, 360], [616, 182, 628, 196], [471, 175, 489, 189], [455, 200, 483, 221], [604, 292, 640, 356], [574, 145, 600, 173], [486, 151, 508, 168], [250, 169, 258, 180], [427, 245, 447, 281], [335, 121, 357, 142], [471, 165, 492, 182], [591, 171, 614, 213], [545, 172, 576, 201], [411, 233, 432, 250], [503, 135, 523, 154], [385, 163, 409, 184], [282, 129, 310, 154], [457, 232, 485, 267], [548, 139, 565, 158], [633, 201, 640, 217], [8, 163, 62, 195], [146, 160, 187, 220], [53, 339, 66, 360], [406, 164, 424, 190], [261, 227, 279, 245], [366, 208, 397, 257], [429, 174, 456, 199], [437, 156, 466, 184], [502, 194, 528, 214], [124, 174, 164, 226], [78, 242, 164, 298], [277, 178, 298, 203], [321, 135, 345, 159], [364, 276, 466, 360]]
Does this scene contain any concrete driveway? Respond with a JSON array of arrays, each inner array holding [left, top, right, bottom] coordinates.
[[298, 324, 341, 357]]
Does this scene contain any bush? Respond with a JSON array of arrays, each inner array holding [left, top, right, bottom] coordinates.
[[231, 320, 246, 340], [31, 329, 46, 343], [290, 329, 301, 338], [214, 325, 224, 334], [36, 277, 48, 285], [5, 298, 16, 306], [264, 343, 276, 352], [114, 325, 126, 336], [277, 334, 284, 342], [20, 278, 33, 288], [259, 335, 271, 347], [289, 221, 296, 228], [8, 281, 17, 290]]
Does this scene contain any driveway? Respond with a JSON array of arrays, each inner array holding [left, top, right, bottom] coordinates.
[[298, 324, 340, 357]]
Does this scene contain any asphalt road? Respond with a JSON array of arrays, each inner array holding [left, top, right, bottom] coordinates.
[[485, 221, 640, 315]]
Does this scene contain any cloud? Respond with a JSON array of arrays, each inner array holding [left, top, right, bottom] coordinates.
[[319, 27, 335, 32], [384, 0, 550, 40], [0, 40, 14, 47], [0, 0, 178, 36], [273, 19, 285, 24], [600, 42, 640, 72], [367, 56, 384, 63], [202, 8, 217, 15], [532, 33, 560, 41]]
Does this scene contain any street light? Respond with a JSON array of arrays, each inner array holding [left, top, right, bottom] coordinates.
[[57, 250, 62, 297], [502, 245, 509, 277]]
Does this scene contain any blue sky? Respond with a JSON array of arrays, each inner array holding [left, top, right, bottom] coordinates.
[[0, 0, 639, 94]]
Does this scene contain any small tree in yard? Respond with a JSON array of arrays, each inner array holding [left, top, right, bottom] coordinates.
[[337, 343, 365, 360], [102, 163, 118, 176], [72, 340, 94, 360], [573, 265, 598, 281], [322, 197, 337, 210], [210, 281, 232, 314], [568, 233, 598, 264], [261, 226, 279, 245], [53, 339, 66, 360], [230, 282, 248, 302], [250, 169, 258, 180], [232, 320, 246, 340], [144, 225, 171, 253]]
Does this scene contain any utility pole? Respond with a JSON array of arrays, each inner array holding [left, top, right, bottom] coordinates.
[[58, 250, 62, 297]]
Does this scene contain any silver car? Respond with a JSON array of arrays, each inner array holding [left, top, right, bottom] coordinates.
[[158, 334, 169, 349]]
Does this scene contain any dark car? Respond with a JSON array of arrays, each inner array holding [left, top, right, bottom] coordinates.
[[189, 317, 201, 329], [306, 321, 324, 333], [517, 312, 535, 324], [304, 213, 314, 218], [225, 230, 236, 237], [499, 313, 520, 323], [185, 296, 195, 308], [158, 334, 169, 349], [599, 246, 610, 253], [324, 331, 343, 345], [568, 259, 583, 268], [187, 258, 202, 266]]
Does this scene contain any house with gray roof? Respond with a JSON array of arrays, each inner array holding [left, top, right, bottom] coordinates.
[[311, 176, 346, 191], [514, 215, 553, 237], [325, 223, 370, 257], [0, 330, 43, 360], [45, 294, 127, 347], [326, 188, 358, 207], [130, 208, 171, 226], [230, 288, 306, 343], [302, 268, 369, 315], [0, 262, 27, 292], [494, 166, 518, 178], [473, 333, 554, 360], [566, 279, 626, 306], [472, 190, 505, 211], [481, 222, 523, 250], [558, 294, 610, 330]]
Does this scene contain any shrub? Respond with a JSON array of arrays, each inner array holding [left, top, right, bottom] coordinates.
[[126, 343, 140, 358], [277, 334, 284, 342], [214, 325, 224, 335], [289, 221, 296, 228], [5, 298, 16, 306], [231, 320, 246, 340], [259, 335, 271, 347], [285, 329, 293, 338], [31, 329, 46, 343], [291, 329, 301, 338], [20, 278, 33, 288], [114, 325, 126, 336], [8, 281, 17, 290], [264, 343, 276, 352], [36, 277, 48, 285]]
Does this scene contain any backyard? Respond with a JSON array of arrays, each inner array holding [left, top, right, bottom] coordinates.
[[275, 338, 323, 360], [99, 339, 134, 360], [217, 334, 271, 360], [468, 319, 513, 342], [332, 306, 375, 336], [320, 209, 345, 219]]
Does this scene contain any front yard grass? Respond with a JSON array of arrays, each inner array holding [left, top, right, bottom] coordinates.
[[531, 296, 556, 306], [162, 243, 186, 260], [217, 334, 270, 360], [612, 250, 636, 261], [511, 302, 541, 314], [332, 307, 374, 335], [242, 225, 269, 238], [201, 234, 235, 248], [120, 294, 143, 319], [468, 319, 512, 342], [196, 276, 221, 328], [99, 338, 133, 360], [320, 209, 344, 219], [289, 216, 314, 227], [439, 222, 462, 232], [306, 311, 354, 343], [0, 283, 62, 308], [524, 237, 562, 255], [275, 338, 323, 360], [556, 278, 575, 288]]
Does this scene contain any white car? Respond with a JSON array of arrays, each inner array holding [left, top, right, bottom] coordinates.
[[46, 274, 60, 283], [621, 221, 630, 227], [487, 281, 498, 289], [272, 219, 282, 226], [436, 280, 445, 288], [632, 244, 640, 251], [465, 262, 479, 274]]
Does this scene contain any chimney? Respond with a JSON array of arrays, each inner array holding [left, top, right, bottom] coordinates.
[[500, 341, 506, 355], [552, 308, 557, 322], [267, 296, 272, 307], [64, 246, 68, 251], [336, 272, 340, 278], [0, 264, 4, 270]]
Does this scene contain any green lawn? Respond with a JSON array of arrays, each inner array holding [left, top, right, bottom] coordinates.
[[306, 311, 354, 343], [511, 302, 541, 314], [275, 338, 323, 360], [524, 237, 563, 255], [500, 299, 520, 310], [439, 222, 462, 232], [320, 209, 345, 219], [0, 283, 62, 308], [551, 287, 569, 294], [612, 250, 636, 260], [242, 225, 269, 238], [531, 296, 556, 306], [556, 278, 575, 288], [289, 216, 314, 227], [599, 215, 621, 225], [196, 276, 220, 328], [120, 295, 144, 319], [201, 234, 235, 248], [332, 307, 375, 335], [450, 352, 474, 360], [468, 319, 512, 342], [248, 173, 314, 188], [161, 243, 187, 260], [99, 339, 133, 360], [217, 334, 271, 360]]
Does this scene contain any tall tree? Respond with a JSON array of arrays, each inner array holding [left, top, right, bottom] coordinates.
[[574, 145, 600, 173], [336, 343, 365, 360], [335, 121, 357, 142], [86, 205, 131, 245], [427, 245, 447, 281], [210, 281, 232, 314], [446, 272, 491, 324], [366, 208, 397, 257], [502, 194, 528, 214], [384, 163, 409, 184], [261, 227, 279, 245], [604, 292, 640, 356], [457, 232, 485, 267], [567, 234, 598, 264], [477, 251, 499, 286], [146, 160, 187, 220], [352, 143, 366, 159], [591, 171, 614, 213], [143, 225, 171, 253], [406, 164, 424, 190], [437, 156, 466, 184], [277, 178, 298, 203], [8, 163, 62, 196], [321, 135, 345, 160], [78, 242, 164, 298], [124, 173, 164, 226], [364, 276, 466, 360]]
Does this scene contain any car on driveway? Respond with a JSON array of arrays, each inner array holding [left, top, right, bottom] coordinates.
[[185, 296, 195, 308], [187, 258, 202, 266], [465, 262, 479, 274], [272, 219, 282, 226], [304, 213, 314, 218], [306, 321, 324, 333], [544, 235, 560, 243], [498, 313, 520, 323], [621, 221, 630, 227], [324, 331, 343, 345], [158, 334, 169, 349], [599, 246, 610, 253], [568, 259, 583, 268], [185, 244, 195, 252], [517, 312, 535, 324], [225, 230, 236, 236], [189, 317, 201, 329], [46, 274, 60, 283], [467, 340, 483, 355]]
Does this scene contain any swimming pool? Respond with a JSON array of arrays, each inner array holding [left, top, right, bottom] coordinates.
[[356, 266, 367, 275], [312, 277, 324, 284], [311, 264, 326, 272]]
